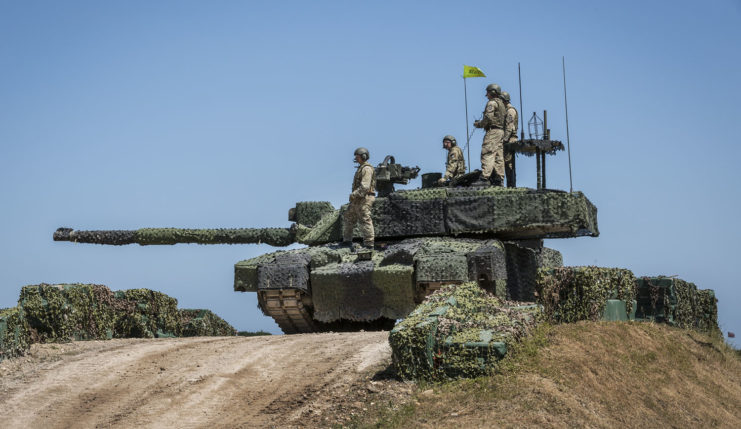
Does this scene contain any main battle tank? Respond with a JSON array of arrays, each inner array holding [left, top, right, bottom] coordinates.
[[54, 155, 599, 334]]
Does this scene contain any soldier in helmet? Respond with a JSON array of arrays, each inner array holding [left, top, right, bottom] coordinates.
[[437, 135, 466, 185], [502, 91, 518, 187], [473, 83, 507, 186], [343, 147, 376, 249]]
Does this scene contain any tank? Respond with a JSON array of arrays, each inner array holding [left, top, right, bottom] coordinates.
[[53, 156, 599, 334]]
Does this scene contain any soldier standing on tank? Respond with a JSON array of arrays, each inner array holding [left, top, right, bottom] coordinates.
[[437, 135, 466, 185], [473, 83, 507, 186], [502, 91, 518, 187], [343, 147, 376, 249]]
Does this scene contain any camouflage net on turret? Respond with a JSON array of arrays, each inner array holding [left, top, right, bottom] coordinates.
[[292, 201, 335, 227], [389, 282, 540, 380], [331, 187, 598, 245], [179, 309, 237, 337], [536, 267, 637, 323], [0, 307, 30, 361]]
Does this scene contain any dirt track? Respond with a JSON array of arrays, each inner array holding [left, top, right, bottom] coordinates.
[[0, 332, 396, 428]]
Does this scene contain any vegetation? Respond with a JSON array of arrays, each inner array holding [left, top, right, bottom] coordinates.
[[359, 322, 741, 428]]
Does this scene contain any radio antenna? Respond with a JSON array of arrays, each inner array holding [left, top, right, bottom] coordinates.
[[562, 56, 573, 193], [518, 63, 524, 141]]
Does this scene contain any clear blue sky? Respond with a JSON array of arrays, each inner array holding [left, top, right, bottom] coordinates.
[[1, 1, 739, 344]]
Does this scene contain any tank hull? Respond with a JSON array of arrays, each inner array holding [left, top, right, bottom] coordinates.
[[236, 237, 562, 334]]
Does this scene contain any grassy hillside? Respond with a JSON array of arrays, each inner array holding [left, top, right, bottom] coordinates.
[[358, 322, 741, 428]]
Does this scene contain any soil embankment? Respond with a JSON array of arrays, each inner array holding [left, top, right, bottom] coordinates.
[[0, 332, 394, 428]]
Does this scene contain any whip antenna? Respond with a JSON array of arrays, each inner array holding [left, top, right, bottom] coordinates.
[[518, 63, 524, 141], [562, 56, 573, 193]]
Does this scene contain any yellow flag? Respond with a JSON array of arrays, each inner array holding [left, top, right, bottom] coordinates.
[[463, 65, 486, 78]]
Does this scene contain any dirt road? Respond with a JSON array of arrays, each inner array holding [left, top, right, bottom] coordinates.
[[0, 332, 397, 428]]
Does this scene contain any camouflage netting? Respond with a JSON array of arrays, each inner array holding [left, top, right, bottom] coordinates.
[[536, 267, 637, 323], [0, 307, 30, 361], [179, 309, 236, 337], [389, 282, 540, 380], [113, 289, 180, 338], [135, 228, 295, 246], [20, 284, 118, 342], [19, 284, 180, 341], [324, 188, 598, 245], [635, 276, 721, 336], [55, 227, 296, 247], [54, 227, 135, 245], [237, 237, 561, 324], [504, 241, 564, 301], [55, 188, 598, 249], [294, 209, 343, 244], [311, 257, 417, 322], [292, 201, 335, 227]]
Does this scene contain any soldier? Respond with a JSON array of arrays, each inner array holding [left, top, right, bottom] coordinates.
[[502, 91, 518, 187], [343, 147, 376, 249], [437, 135, 466, 185], [473, 83, 507, 186]]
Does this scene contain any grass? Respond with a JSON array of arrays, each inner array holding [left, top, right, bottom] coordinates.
[[349, 322, 741, 428]]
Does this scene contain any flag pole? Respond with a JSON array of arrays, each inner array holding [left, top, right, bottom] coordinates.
[[463, 74, 471, 172]]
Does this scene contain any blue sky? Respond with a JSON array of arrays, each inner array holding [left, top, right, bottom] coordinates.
[[1, 1, 739, 344]]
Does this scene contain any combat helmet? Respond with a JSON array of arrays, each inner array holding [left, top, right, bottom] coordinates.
[[501, 91, 511, 102], [486, 83, 501, 96], [354, 147, 370, 162], [442, 135, 457, 147]]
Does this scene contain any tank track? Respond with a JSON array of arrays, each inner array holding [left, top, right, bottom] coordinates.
[[258, 289, 317, 334], [258, 288, 397, 334]]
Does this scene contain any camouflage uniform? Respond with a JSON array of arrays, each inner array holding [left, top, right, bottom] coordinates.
[[343, 162, 376, 247], [443, 145, 466, 181], [475, 98, 506, 181], [504, 102, 519, 185]]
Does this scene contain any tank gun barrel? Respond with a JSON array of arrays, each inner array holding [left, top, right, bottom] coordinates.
[[54, 227, 296, 247]]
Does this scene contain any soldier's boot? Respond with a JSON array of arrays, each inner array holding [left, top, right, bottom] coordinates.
[[490, 174, 504, 187], [355, 242, 374, 261], [472, 176, 491, 187]]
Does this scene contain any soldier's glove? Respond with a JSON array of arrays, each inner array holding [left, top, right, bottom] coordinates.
[[437, 178, 446, 185], [473, 120, 480, 128]]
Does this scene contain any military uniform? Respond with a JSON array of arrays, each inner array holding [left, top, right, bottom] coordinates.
[[475, 98, 506, 182], [443, 145, 466, 181], [504, 102, 519, 185], [343, 161, 376, 247]]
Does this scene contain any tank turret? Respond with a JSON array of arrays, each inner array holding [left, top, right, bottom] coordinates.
[[54, 155, 598, 333]]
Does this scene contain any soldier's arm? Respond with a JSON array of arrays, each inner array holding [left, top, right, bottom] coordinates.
[[480, 102, 496, 127], [443, 151, 457, 180], [351, 165, 374, 198], [505, 109, 516, 138]]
